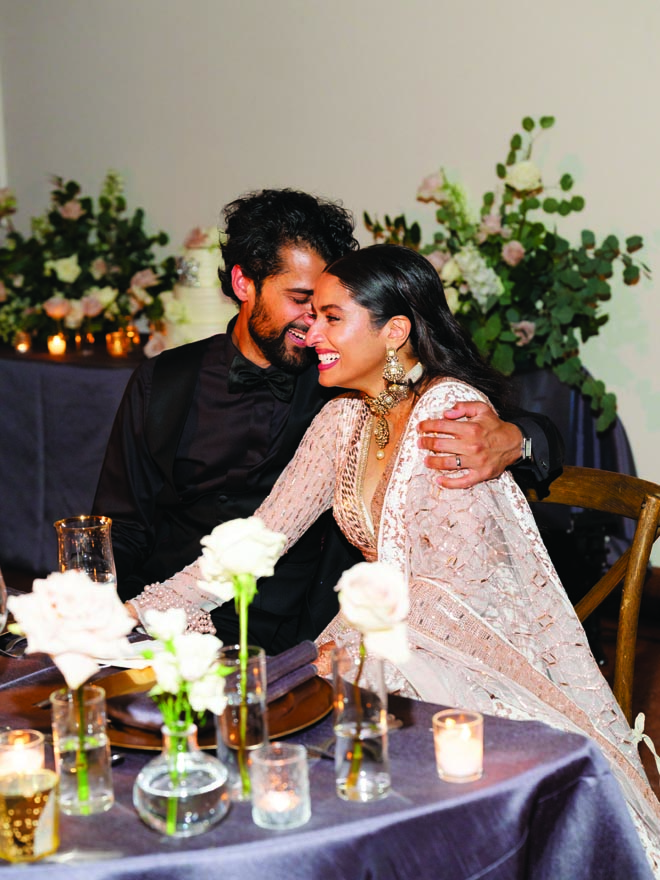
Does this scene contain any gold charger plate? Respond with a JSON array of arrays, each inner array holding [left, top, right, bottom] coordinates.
[[106, 675, 333, 751]]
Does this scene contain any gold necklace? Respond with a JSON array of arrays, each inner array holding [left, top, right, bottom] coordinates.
[[363, 382, 410, 460]]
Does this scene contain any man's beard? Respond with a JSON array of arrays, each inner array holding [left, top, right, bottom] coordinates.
[[248, 299, 315, 374]]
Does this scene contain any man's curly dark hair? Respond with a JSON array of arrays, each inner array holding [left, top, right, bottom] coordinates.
[[219, 189, 359, 303]]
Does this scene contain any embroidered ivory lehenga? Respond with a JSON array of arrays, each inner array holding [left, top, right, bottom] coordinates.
[[135, 379, 660, 868]]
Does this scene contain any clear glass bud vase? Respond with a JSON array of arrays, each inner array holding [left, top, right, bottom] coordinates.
[[133, 723, 230, 837], [332, 634, 390, 802]]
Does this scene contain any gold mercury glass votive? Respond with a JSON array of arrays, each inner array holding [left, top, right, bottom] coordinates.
[[0, 730, 59, 863]]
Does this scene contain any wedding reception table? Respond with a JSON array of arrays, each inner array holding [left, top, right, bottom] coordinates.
[[0, 348, 140, 574], [0, 652, 652, 880]]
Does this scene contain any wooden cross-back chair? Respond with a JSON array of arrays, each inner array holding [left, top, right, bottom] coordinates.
[[525, 465, 660, 724]]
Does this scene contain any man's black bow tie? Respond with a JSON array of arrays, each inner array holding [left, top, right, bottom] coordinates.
[[227, 352, 296, 402]]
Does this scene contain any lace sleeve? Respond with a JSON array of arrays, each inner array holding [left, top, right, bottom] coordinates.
[[255, 397, 359, 551]]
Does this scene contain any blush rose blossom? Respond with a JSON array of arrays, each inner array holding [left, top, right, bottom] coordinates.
[[59, 199, 85, 220], [502, 240, 526, 267], [43, 295, 72, 321], [511, 320, 536, 346]]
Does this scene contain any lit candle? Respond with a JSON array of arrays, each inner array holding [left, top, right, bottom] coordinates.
[[106, 331, 128, 356], [47, 333, 67, 356], [251, 743, 311, 830], [0, 730, 45, 775], [13, 331, 31, 353], [432, 710, 483, 783]]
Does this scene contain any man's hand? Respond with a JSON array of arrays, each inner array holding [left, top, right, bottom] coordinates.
[[417, 401, 523, 489]]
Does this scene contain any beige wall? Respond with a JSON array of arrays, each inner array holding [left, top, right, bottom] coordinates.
[[1, 0, 658, 549]]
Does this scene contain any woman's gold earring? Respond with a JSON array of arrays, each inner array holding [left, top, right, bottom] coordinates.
[[383, 348, 406, 385]]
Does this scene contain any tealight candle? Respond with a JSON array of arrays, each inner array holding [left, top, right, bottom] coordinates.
[[251, 743, 311, 830], [106, 331, 129, 356], [13, 331, 32, 353], [0, 730, 45, 776], [47, 333, 67, 356], [432, 710, 483, 783]]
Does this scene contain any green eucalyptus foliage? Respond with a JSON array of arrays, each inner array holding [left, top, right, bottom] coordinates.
[[365, 116, 650, 431]]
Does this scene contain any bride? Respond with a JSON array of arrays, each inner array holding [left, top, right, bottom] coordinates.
[[130, 244, 660, 867]]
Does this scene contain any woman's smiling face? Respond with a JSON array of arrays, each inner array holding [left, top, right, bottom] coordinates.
[[306, 273, 393, 397]]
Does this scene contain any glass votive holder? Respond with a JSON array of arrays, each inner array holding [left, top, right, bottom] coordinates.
[[0, 770, 59, 863], [432, 709, 483, 783], [13, 331, 32, 354], [251, 743, 311, 830], [105, 330, 130, 357], [47, 333, 67, 356], [0, 730, 45, 775]]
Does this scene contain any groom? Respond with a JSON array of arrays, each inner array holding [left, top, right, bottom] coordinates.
[[93, 188, 563, 651]]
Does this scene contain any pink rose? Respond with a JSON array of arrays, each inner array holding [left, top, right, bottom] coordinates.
[[417, 171, 445, 203], [476, 213, 503, 243], [81, 294, 104, 318], [91, 258, 107, 280], [130, 268, 159, 290], [502, 240, 526, 267], [426, 250, 451, 272], [0, 281, 6, 303], [184, 227, 210, 248], [43, 295, 71, 320], [59, 199, 85, 220], [511, 320, 536, 346]]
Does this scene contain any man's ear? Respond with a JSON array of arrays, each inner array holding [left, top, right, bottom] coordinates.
[[231, 265, 255, 304], [385, 315, 411, 348]]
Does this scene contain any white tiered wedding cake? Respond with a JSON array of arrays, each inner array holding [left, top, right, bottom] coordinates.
[[164, 226, 237, 349]]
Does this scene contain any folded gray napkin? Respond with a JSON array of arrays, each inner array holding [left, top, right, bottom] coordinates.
[[107, 641, 319, 731]]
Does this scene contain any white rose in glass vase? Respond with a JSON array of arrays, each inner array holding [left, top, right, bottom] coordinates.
[[8, 571, 134, 689]]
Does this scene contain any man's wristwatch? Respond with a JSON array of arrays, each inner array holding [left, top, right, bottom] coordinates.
[[520, 435, 533, 462]]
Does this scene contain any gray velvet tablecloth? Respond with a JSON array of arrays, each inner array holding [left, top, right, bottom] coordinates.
[[0, 654, 652, 880], [0, 353, 136, 574]]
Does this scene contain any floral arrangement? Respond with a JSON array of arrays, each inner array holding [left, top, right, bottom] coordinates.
[[8, 571, 134, 812], [138, 608, 228, 835], [0, 172, 180, 345], [364, 116, 650, 430], [198, 515, 287, 796], [335, 562, 409, 797]]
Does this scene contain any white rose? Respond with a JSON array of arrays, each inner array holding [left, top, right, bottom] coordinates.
[[8, 572, 134, 690], [172, 632, 223, 682], [336, 562, 410, 662], [443, 286, 460, 314], [440, 258, 461, 285], [64, 299, 83, 329], [505, 160, 542, 193], [144, 608, 187, 641], [149, 650, 181, 695], [45, 255, 82, 284], [89, 285, 119, 309], [199, 516, 287, 599], [189, 671, 226, 715]]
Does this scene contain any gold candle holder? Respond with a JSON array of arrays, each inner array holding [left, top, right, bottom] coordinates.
[[13, 331, 32, 354], [0, 730, 45, 775], [106, 330, 130, 357], [0, 771, 59, 863], [47, 333, 67, 356]]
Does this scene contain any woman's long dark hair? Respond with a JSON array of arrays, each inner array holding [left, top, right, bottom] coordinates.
[[325, 243, 510, 414]]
